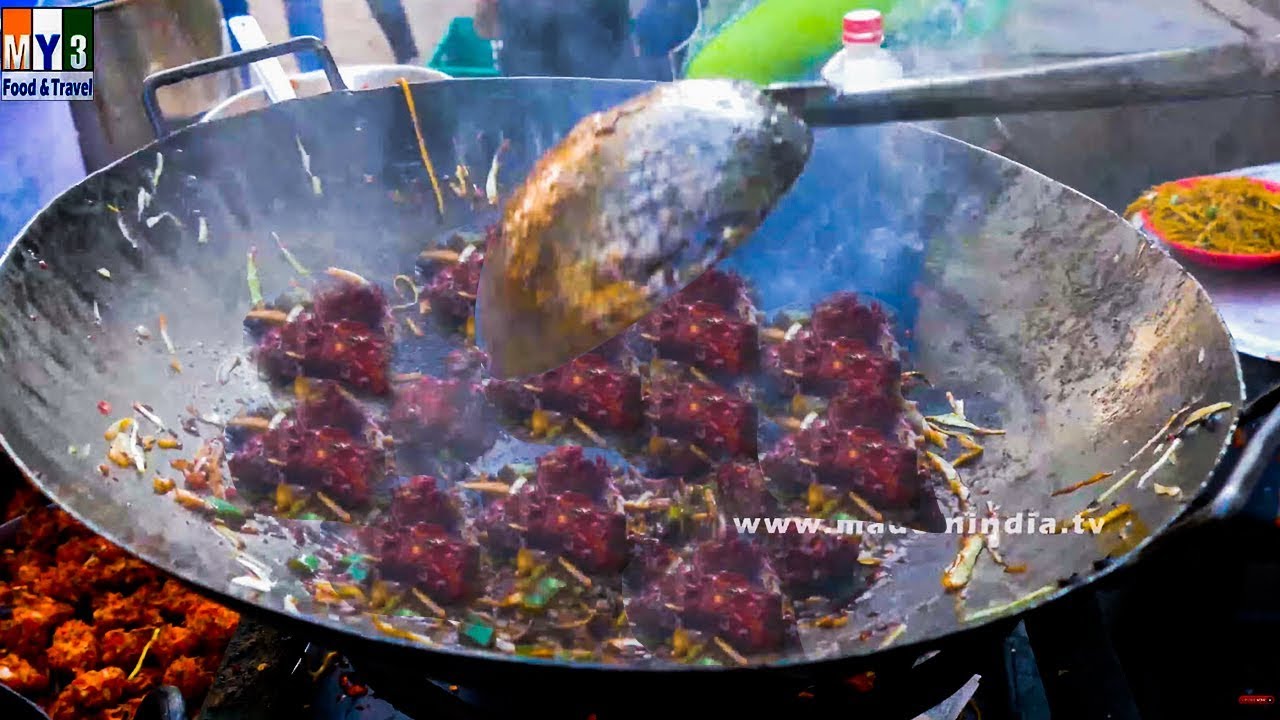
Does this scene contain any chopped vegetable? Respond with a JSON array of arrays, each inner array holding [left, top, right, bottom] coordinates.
[[925, 413, 1005, 435], [207, 498, 244, 521], [963, 585, 1056, 623], [273, 232, 311, 276], [399, 78, 445, 217], [521, 576, 567, 610], [247, 249, 263, 307], [1153, 483, 1182, 497], [289, 554, 322, 575], [461, 618, 496, 647], [97, 268, 111, 280], [1051, 471, 1114, 497], [1176, 401, 1232, 435], [942, 535, 985, 592], [877, 623, 907, 649]]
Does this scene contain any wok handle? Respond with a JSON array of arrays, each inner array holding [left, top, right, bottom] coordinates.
[[767, 36, 1280, 126], [142, 36, 348, 139], [1179, 384, 1280, 529]]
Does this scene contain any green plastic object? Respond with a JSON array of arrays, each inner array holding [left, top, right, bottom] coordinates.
[[429, 17, 500, 78], [684, 0, 1010, 85]]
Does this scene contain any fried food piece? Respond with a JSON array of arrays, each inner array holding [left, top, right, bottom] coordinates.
[[48, 620, 99, 673], [712, 462, 776, 517], [312, 278, 390, 328], [765, 531, 865, 599], [648, 380, 758, 459], [94, 697, 143, 720], [376, 523, 482, 604], [47, 667, 129, 720], [92, 591, 163, 632], [1, 594, 74, 657], [152, 579, 203, 619], [100, 628, 149, 669], [256, 316, 392, 395], [389, 376, 495, 459], [762, 422, 922, 508], [809, 292, 890, 346], [54, 536, 126, 566], [390, 476, 461, 530], [0, 652, 49, 694], [647, 300, 759, 376], [534, 445, 611, 499], [126, 667, 162, 697], [422, 248, 484, 326], [162, 656, 215, 703], [228, 421, 380, 505], [765, 334, 900, 397], [149, 625, 198, 668], [183, 601, 240, 648]]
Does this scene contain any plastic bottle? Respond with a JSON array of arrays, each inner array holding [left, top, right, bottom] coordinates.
[[820, 9, 904, 92]]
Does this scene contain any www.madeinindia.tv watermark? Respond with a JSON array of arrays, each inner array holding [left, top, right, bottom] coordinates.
[[733, 512, 1113, 536], [1, 7, 93, 101]]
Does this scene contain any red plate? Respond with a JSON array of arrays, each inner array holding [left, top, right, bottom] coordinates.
[[1136, 175, 1280, 271]]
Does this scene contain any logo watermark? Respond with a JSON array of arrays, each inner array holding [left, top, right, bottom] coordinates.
[[1, 7, 93, 101], [733, 512, 1111, 536]]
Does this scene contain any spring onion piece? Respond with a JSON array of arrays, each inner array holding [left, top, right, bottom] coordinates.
[[197, 216, 209, 244], [461, 618, 496, 647], [371, 616, 434, 645], [926, 451, 968, 507], [271, 232, 311, 276], [1051, 471, 1113, 497], [521, 576, 567, 610], [925, 413, 1006, 435], [247, 249, 263, 307], [485, 138, 509, 206], [557, 557, 592, 587], [410, 587, 448, 618], [208, 497, 244, 520], [289, 554, 322, 575], [878, 623, 908, 649], [1153, 483, 1182, 497], [399, 78, 445, 217], [1177, 401, 1232, 435], [97, 268, 112, 280], [963, 585, 1057, 624], [942, 535, 985, 592], [128, 628, 161, 680]]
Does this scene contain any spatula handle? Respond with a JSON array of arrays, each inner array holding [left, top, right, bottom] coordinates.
[[768, 37, 1280, 126]]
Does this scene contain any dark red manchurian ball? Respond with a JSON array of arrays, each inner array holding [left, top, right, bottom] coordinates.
[[534, 445, 612, 499], [389, 376, 494, 458], [810, 292, 890, 346], [683, 572, 790, 654], [423, 250, 484, 326], [376, 523, 482, 604], [648, 301, 759, 376], [826, 375, 901, 432], [691, 535, 767, 581], [390, 476, 460, 530], [648, 381, 758, 459], [256, 315, 391, 395], [764, 422, 921, 508], [712, 462, 776, 517], [536, 355, 644, 433], [228, 422, 378, 505], [765, 333, 900, 397], [766, 530, 864, 598], [523, 491, 630, 574], [312, 279, 390, 328], [672, 269, 751, 312], [294, 379, 369, 435]]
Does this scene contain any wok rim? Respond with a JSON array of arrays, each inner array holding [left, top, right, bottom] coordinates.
[[0, 77, 1247, 678]]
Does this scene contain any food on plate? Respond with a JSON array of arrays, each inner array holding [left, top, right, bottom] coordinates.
[[1125, 175, 1280, 255]]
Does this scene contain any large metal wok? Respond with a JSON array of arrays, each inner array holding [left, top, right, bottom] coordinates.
[[0, 38, 1273, 703]]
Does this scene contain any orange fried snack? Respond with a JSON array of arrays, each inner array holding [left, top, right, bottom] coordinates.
[[48, 619, 99, 673], [99, 628, 151, 670], [92, 590, 163, 631], [163, 655, 215, 703], [184, 601, 240, 648], [1, 592, 74, 657], [46, 666, 129, 720], [0, 652, 49, 694]]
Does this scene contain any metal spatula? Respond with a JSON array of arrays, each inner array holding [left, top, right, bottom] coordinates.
[[477, 37, 1280, 378]]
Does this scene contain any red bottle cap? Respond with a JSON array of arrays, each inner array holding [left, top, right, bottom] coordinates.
[[843, 9, 885, 45]]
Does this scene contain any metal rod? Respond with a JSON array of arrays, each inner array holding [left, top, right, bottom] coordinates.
[[768, 36, 1280, 126]]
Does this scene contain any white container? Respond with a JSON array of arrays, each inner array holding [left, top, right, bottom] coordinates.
[[820, 9, 904, 92]]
